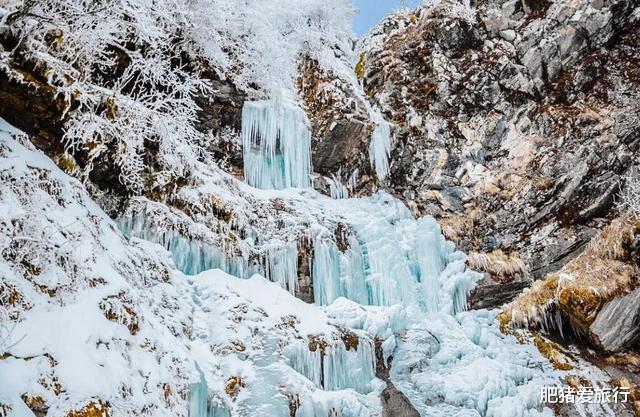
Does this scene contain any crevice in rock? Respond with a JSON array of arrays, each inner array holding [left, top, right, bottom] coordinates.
[[374, 338, 420, 417]]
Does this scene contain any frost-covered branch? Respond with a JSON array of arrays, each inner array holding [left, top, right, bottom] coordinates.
[[618, 168, 640, 218], [2, 0, 356, 192]]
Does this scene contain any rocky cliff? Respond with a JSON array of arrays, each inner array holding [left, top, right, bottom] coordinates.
[[1, 0, 640, 416], [349, 0, 640, 309]]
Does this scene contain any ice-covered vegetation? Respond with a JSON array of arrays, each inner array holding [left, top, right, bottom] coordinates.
[[619, 168, 640, 218], [0, 0, 355, 191]]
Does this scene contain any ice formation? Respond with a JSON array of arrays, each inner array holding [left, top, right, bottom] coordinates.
[[1, 116, 562, 417], [368, 122, 391, 180], [118, 213, 252, 277], [116, 112, 557, 417], [326, 175, 349, 199], [189, 371, 231, 417], [285, 339, 376, 394], [118, 211, 301, 295], [242, 99, 312, 190], [313, 195, 479, 314]]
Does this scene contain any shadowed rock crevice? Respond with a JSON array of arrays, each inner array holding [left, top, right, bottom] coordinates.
[[374, 338, 420, 417]]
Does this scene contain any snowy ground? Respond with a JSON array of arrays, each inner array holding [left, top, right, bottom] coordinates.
[[0, 115, 563, 417]]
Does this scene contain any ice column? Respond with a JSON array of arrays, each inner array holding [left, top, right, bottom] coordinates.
[[242, 100, 312, 189], [312, 238, 342, 306], [285, 340, 376, 394], [264, 241, 299, 294], [368, 122, 391, 180], [188, 371, 231, 417]]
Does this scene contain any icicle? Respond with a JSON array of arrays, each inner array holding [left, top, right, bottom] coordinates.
[[189, 371, 231, 417], [264, 240, 299, 294], [368, 122, 391, 180], [347, 169, 359, 191], [285, 342, 323, 388], [117, 213, 257, 278], [242, 100, 312, 190], [188, 374, 208, 417], [285, 339, 376, 394], [326, 175, 348, 199], [312, 238, 342, 306], [118, 212, 309, 296]]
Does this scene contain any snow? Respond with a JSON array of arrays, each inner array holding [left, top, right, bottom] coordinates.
[[0, 104, 563, 417], [0, 128, 195, 417]]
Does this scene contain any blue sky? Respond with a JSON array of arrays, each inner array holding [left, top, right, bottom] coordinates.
[[351, 0, 422, 35]]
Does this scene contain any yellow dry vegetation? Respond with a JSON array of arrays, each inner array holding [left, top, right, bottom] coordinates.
[[467, 249, 528, 283], [225, 376, 245, 398], [66, 401, 110, 417], [355, 52, 366, 80], [532, 335, 573, 370], [500, 216, 640, 332]]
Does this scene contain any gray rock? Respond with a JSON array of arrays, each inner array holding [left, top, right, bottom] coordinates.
[[500, 29, 517, 42], [347, 0, 640, 309], [590, 288, 640, 352]]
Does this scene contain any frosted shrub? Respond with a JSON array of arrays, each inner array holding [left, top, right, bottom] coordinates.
[[421, 0, 477, 23], [1, 0, 355, 191], [619, 169, 640, 218]]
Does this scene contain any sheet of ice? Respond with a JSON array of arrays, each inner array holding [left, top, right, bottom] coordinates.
[[368, 122, 391, 181], [242, 99, 312, 190]]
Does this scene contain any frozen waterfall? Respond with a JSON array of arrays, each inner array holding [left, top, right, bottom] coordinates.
[[242, 99, 312, 189], [285, 339, 376, 394], [166, 97, 556, 417], [368, 122, 391, 181], [312, 196, 480, 314]]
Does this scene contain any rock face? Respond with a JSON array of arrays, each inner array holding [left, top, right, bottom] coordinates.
[[194, 72, 247, 174], [355, 0, 640, 304], [501, 216, 640, 352], [590, 287, 640, 352], [297, 57, 379, 195], [374, 339, 420, 417]]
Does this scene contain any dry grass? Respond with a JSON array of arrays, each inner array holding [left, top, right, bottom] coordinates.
[[467, 249, 529, 283], [612, 378, 640, 417], [440, 209, 480, 244], [66, 401, 110, 417], [225, 376, 245, 398], [605, 351, 640, 367], [500, 216, 640, 331], [532, 335, 574, 370]]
